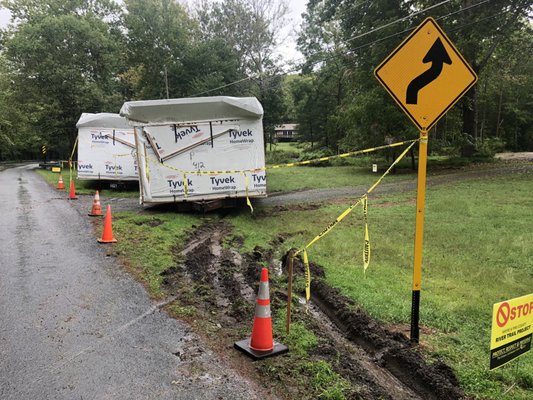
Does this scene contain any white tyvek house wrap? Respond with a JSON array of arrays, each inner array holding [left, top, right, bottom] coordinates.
[[76, 113, 138, 181], [120, 97, 266, 205]]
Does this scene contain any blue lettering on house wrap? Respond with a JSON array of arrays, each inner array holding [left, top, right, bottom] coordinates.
[[91, 133, 109, 140], [78, 163, 93, 170], [210, 176, 235, 186], [105, 165, 123, 172], [167, 179, 193, 189], [252, 174, 266, 183], [229, 129, 253, 139]]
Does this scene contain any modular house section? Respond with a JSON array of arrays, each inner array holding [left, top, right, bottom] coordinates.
[[120, 96, 267, 205], [76, 113, 138, 181]]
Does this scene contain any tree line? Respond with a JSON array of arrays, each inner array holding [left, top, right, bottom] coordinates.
[[0, 0, 531, 161]]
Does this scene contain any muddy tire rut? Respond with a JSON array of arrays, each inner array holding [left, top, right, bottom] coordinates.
[[161, 221, 464, 400]]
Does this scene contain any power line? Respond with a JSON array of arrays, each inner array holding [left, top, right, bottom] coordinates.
[[191, 0, 500, 97]]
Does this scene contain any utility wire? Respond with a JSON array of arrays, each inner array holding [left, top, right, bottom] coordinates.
[[191, 0, 500, 97]]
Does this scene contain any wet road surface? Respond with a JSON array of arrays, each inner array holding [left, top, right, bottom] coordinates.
[[0, 165, 269, 400]]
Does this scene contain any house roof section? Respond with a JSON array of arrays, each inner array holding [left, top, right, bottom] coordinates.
[[120, 96, 263, 126], [275, 124, 298, 131], [76, 113, 131, 129]]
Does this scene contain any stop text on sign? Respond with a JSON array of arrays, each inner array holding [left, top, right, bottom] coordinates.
[[496, 300, 533, 328]]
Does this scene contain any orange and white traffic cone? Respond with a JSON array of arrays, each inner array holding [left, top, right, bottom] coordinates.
[[97, 205, 117, 243], [68, 180, 78, 199], [234, 268, 288, 360], [88, 191, 103, 217], [56, 174, 65, 190]]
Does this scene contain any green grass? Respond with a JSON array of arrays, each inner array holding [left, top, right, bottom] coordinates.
[[266, 141, 303, 154], [36, 169, 139, 197], [111, 211, 199, 297], [266, 163, 415, 192]]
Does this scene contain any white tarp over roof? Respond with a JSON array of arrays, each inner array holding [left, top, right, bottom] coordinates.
[[76, 112, 138, 181], [120, 96, 266, 205], [76, 112, 132, 129], [120, 96, 263, 125]]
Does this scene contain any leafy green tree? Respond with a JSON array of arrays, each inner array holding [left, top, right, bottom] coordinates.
[[0, 54, 38, 160], [1, 0, 125, 158], [416, 0, 532, 150], [122, 0, 195, 99], [295, 0, 532, 154], [196, 0, 290, 145]]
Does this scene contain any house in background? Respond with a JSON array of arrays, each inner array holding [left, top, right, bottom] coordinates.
[[274, 124, 298, 142]]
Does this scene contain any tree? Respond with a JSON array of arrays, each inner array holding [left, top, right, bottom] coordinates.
[[295, 0, 532, 153], [122, 0, 195, 99], [196, 0, 290, 144], [2, 0, 125, 157]]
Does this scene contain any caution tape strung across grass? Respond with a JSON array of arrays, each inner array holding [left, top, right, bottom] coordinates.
[[146, 138, 419, 176], [144, 138, 418, 210], [292, 139, 418, 303], [363, 195, 370, 273]]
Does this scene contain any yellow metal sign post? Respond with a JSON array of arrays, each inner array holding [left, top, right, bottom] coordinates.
[[375, 17, 477, 343]]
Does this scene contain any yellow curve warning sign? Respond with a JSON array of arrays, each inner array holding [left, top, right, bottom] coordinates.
[[374, 17, 477, 132], [490, 293, 533, 370]]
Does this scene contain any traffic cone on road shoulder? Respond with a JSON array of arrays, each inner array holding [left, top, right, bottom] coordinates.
[[88, 191, 103, 217], [97, 205, 117, 243], [68, 180, 78, 199], [56, 174, 65, 190], [234, 268, 288, 360]]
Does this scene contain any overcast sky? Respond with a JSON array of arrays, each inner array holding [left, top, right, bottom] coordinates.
[[0, 0, 308, 63]]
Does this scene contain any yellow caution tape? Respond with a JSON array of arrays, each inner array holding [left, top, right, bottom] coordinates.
[[69, 136, 79, 183], [146, 139, 418, 177], [362, 195, 370, 273], [70, 135, 79, 162], [293, 139, 417, 299], [241, 172, 254, 213], [266, 139, 418, 171], [303, 249, 311, 303], [183, 173, 189, 198]]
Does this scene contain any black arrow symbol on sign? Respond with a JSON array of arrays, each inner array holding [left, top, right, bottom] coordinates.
[[406, 38, 452, 105]]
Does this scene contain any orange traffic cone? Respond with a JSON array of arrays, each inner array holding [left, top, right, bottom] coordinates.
[[56, 174, 65, 190], [68, 180, 78, 199], [88, 191, 103, 217], [97, 205, 117, 243], [234, 268, 288, 360]]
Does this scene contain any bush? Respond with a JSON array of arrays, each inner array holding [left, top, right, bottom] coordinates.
[[299, 148, 335, 167], [475, 137, 505, 157], [266, 149, 300, 165]]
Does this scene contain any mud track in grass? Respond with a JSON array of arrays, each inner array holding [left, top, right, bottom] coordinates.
[[160, 221, 465, 400]]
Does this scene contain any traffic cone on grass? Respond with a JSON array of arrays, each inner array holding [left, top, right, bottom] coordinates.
[[56, 174, 65, 190], [97, 205, 117, 243], [234, 268, 288, 360], [88, 191, 103, 216], [68, 180, 78, 199]]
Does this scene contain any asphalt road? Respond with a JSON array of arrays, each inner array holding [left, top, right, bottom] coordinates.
[[0, 165, 268, 400]]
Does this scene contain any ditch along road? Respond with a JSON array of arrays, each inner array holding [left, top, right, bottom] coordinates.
[[0, 164, 272, 400], [2, 160, 532, 400]]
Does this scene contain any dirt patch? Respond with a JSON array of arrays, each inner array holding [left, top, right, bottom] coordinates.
[[158, 222, 465, 400], [310, 279, 463, 400], [495, 152, 533, 161], [254, 203, 322, 218], [133, 218, 164, 227]]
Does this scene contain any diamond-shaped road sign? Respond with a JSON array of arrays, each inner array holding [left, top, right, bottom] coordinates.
[[375, 17, 477, 132]]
